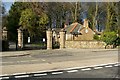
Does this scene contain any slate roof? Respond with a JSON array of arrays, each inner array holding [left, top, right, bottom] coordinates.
[[64, 22, 83, 34], [52, 28, 62, 35]]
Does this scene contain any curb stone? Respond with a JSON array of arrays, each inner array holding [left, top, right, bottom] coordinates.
[[0, 53, 30, 58]]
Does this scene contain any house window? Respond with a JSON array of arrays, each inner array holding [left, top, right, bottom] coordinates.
[[85, 29, 88, 33]]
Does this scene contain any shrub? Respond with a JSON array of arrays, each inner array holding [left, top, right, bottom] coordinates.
[[114, 36, 120, 46], [93, 34, 100, 40], [100, 31, 117, 45], [53, 41, 60, 49]]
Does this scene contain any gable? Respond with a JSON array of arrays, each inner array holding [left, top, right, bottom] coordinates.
[[80, 27, 94, 35], [64, 22, 83, 34]]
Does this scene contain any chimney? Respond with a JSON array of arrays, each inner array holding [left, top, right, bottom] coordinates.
[[83, 19, 88, 28]]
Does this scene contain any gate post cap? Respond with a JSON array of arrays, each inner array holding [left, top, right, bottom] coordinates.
[[61, 29, 65, 32], [3, 27, 7, 31], [17, 27, 23, 31], [48, 28, 52, 31]]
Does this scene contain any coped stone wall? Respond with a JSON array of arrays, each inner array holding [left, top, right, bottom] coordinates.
[[65, 40, 106, 49]]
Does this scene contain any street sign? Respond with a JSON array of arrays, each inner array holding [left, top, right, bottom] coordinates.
[[28, 37, 30, 43], [43, 38, 45, 42]]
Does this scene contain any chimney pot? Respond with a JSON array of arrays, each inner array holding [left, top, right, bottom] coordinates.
[[83, 19, 88, 28]]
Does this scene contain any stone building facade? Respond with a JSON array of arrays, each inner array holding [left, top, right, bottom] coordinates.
[[63, 19, 106, 49], [64, 19, 95, 41]]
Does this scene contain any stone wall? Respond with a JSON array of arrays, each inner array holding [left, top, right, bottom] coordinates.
[[65, 40, 106, 49], [74, 28, 94, 40]]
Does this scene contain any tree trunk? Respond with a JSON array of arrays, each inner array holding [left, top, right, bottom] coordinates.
[[92, 2, 98, 30]]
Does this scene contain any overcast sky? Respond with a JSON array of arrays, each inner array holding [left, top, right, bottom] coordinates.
[[2, 0, 119, 2]]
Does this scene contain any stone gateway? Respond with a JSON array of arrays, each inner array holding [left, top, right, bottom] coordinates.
[[46, 18, 106, 49]]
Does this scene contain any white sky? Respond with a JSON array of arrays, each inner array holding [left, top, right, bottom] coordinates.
[[2, 0, 119, 2]]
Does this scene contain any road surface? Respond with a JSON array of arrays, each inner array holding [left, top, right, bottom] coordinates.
[[2, 49, 118, 65], [1, 65, 120, 80], [1, 49, 119, 79]]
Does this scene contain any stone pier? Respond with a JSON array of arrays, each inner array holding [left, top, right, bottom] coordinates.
[[17, 27, 23, 49], [60, 29, 65, 49], [2, 27, 8, 40], [2, 27, 9, 51], [46, 29, 52, 50]]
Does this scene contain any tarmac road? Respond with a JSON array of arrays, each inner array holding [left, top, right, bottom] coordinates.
[[1, 64, 120, 80], [39, 65, 119, 78], [1, 49, 119, 77], [2, 49, 118, 65]]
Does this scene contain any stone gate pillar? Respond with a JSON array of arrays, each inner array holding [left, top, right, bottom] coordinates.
[[46, 28, 52, 50], [2, 27, 8, 40], [17, 27, 23, 49], [60, 29, 65, 49], [2, 27, 9, 50]]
